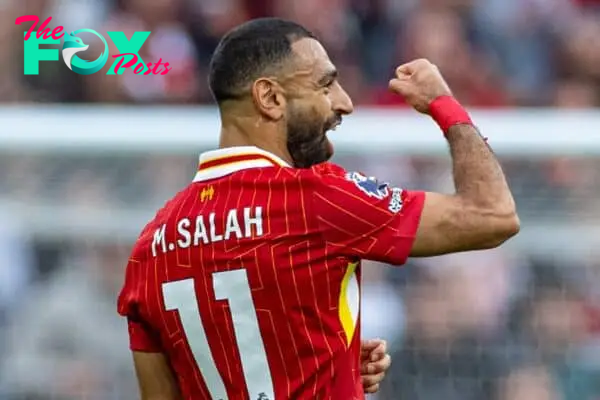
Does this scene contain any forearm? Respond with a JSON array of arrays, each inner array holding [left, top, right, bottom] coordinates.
[[391, 60, 519, 254], [446, 123, 515, 214]]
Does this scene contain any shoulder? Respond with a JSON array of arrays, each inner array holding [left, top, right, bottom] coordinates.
[[246, 162, 349, 192], [292, 162, 347, 185], [132, 185, 196, 256], [300, 162, 391, 199], [310, 161, 348, 177]]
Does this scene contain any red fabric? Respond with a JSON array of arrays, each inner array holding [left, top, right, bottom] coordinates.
[[429, 96, 473, 135], [127, 318, 162, 352], [118, 158, 424, 400]]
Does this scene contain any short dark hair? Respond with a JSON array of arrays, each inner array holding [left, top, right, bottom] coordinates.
[[208, 18, 316, 104]]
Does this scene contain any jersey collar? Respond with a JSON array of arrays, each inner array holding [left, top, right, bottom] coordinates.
[[193, 146, 291, 182]]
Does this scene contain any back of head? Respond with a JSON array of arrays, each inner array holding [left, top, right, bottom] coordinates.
[[208, 18, 315, 104]]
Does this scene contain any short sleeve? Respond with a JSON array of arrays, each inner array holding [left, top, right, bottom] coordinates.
[[311, 170, 425, 265], [117, 260, 162, 352], [126, 317, 162, 352]]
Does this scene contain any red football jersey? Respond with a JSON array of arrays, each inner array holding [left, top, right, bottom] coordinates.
[[118, 146, 425, 400]]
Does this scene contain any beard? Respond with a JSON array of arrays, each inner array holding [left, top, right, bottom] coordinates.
[[286, 105, 340, 168]]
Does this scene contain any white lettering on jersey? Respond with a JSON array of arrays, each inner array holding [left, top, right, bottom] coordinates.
[[209, 212, 223, 242], [244, 206, 263, 237], [224, 208, 242, 240], [151, 207, 264, 257], [194, 215, 209, 245], [151, 224, 167, 257], [388, 188, 404, 213], [177, 218, 192, 247]]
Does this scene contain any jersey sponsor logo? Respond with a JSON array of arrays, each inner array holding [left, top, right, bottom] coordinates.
[[388, 187, 404, 213], [345, 171, 389, 200]]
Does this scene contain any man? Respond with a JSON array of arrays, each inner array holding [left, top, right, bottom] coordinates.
[[117, 18, 519, 400]]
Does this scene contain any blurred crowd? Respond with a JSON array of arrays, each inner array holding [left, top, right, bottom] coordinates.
[[0, 0, 598, 399], [363, 250, 600, 400], [0, 0, 600, 106]]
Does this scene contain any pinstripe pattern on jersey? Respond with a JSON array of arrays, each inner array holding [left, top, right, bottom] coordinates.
[[118, 146, 425, 400]]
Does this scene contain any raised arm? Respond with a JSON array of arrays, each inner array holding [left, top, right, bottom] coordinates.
[[389, 59, 519, 256]]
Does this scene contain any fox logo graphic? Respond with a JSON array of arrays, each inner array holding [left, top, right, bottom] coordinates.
[[16, 15, 172, 75], [62, 29, 108, 75], [346, 172, 390, 200]]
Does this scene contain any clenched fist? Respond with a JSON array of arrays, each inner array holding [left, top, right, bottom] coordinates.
[[389, 59, 452, 114]]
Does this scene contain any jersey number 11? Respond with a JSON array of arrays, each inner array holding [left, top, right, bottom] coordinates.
[[162, 269, 275, 400]]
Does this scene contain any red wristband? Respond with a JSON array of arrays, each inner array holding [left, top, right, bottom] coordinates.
[[428, 95, 473, 136]]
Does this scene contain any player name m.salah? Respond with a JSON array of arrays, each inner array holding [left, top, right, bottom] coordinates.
[[151, 206, 263, 257]]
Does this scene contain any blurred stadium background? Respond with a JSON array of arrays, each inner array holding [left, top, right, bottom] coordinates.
[[1, 0, 600, 399]]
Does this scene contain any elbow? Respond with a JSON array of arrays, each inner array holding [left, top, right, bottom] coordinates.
[[498, 211, 521, 241], [482, 209, 520, 248]]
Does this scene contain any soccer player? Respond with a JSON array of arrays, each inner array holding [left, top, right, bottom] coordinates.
[[117, 18, 519, 400]]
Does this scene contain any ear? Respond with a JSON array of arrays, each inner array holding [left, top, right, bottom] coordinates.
[[251, 78, 286, 121]]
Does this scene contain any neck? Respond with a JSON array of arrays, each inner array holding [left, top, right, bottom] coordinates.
[[218, 113, 294, 166]]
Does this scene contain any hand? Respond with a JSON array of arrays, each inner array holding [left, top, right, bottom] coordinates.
[[360, 338, 392, 394], [388, 58, 452, 114]]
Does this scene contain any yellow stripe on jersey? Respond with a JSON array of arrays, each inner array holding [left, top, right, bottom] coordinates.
[[338, 261, 360, 347]]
